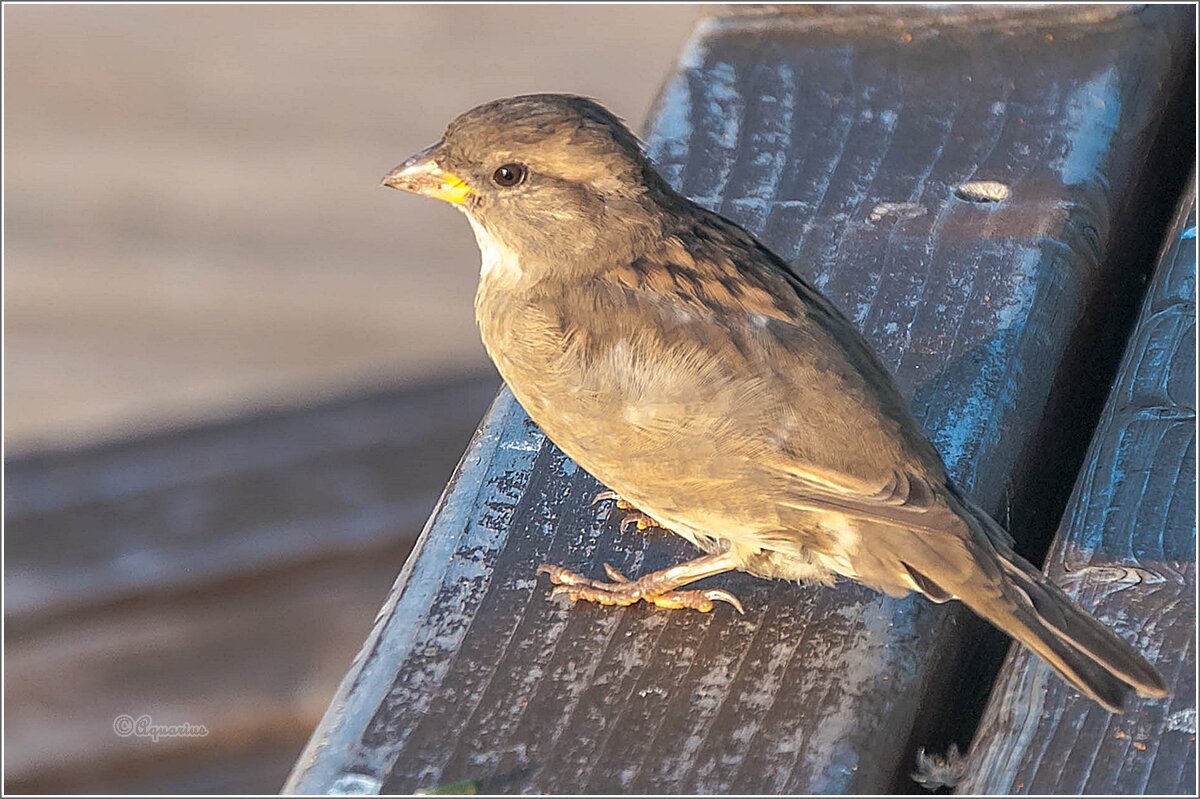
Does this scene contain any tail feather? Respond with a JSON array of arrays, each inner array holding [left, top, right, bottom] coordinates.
[[953, 497, 1168, 712], [978, 589, 1132, 712], [996, 555, 1169, 702]]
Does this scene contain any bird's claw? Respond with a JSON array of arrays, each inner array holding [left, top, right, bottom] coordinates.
[[619, 513, 659, 533], [536, 562, 744, 614], [591, 489, 623, 507], [591, 490, 663, 533], [603, 563, 630, 582], [702, 589, 745, 615]]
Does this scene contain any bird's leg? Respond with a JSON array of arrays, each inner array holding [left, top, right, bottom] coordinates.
[[537, 552, 744, 614], [592, 489, 664, 533]]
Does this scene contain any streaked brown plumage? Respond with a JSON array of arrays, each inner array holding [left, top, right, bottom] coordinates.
[[382, 93, 1167, 712]]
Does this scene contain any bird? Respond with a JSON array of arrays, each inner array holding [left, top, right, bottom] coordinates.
[[381, 93, 1167, 713]]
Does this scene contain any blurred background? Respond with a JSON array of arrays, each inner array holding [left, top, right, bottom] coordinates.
[[4, 4, 700, 793]]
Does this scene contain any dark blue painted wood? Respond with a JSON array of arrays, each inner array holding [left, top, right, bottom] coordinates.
[[959, 181, 1197, 795]]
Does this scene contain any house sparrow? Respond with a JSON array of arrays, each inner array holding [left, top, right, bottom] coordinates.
[[382, 94, 1166, 712]]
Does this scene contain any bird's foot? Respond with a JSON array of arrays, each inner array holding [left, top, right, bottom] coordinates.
[[591, 489, 663, 533], [537, 562, 744, 614]]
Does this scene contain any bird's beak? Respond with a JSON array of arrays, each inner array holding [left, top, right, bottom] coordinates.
[[381, 142, 473, 205]]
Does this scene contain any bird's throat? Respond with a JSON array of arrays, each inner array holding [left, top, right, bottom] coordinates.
[[465, 213, 523, 282]]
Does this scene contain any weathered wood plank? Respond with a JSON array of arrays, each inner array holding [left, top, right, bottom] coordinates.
[[4, 372, 497, 625], [4, 373, 497, 792], [958, 179, 1197, 795], [286, 6, 1195, 794], [4, 551, 409, 791]]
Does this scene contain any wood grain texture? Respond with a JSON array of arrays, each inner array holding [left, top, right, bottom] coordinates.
[[4, 373, 497, 792], [286, 7, 1195, 794], [5, 373, 498, 626], [5, 551, 407, 790], [958, 181, 1197, 795]]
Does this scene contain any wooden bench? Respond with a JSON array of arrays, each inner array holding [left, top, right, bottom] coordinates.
[[5, 374, 496, 792], [958, 180, 1197, 795], [284, 6, 1195, 794]]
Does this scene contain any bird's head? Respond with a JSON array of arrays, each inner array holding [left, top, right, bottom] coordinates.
[[382, 94, 670, 277]]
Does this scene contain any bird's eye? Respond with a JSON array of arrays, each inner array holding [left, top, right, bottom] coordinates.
[[491, 163, 528, 188]]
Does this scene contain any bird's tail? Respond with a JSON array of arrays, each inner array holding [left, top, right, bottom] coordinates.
[[957, 499, 1168, 713]]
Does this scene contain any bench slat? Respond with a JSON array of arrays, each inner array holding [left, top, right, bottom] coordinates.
[[286, 7, 1194, 793], [958, 179, 1197, 795], [5, 374, 497, 624], [5, 374, 497, 790]]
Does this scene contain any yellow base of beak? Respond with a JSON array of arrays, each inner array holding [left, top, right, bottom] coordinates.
[[423, 175, 472, 205], [382, 145, 473, 205]]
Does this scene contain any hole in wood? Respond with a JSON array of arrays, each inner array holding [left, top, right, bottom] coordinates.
[[955, 180, 1011, 203]]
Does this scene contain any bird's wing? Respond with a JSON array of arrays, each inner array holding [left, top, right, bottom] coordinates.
[[598, 208, 958, 533], [776, 463, 940, 515]]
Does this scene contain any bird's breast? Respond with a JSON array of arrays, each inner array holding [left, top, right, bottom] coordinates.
[[475, 284, 633, 429], [473, 281, 764, 513]]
